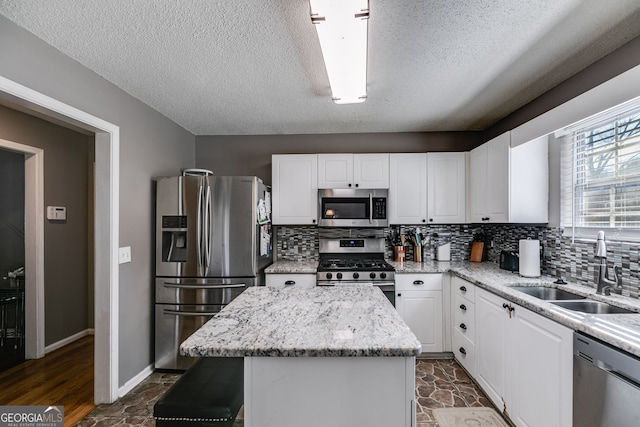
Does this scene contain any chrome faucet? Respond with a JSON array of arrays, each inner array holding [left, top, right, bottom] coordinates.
[[595, 231, 622, 295]]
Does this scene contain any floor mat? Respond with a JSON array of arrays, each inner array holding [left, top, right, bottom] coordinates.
[[432, 407, 509, 427]]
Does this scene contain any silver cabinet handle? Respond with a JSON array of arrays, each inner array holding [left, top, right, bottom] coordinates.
[[413, 280, 424, 285], [369, 193, 373, 224], [284, 280, 296, 286]]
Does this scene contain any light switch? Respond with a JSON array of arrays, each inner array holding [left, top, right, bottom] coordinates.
[[119, 246, 132, 264]]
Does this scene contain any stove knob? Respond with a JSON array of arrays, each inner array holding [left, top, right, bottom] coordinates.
[[369, 272, 376, 279], [326, 272, 332, 280], [380, 272, 387, 279], [353, 272, 360, 279], [337, 273, 343, 279]]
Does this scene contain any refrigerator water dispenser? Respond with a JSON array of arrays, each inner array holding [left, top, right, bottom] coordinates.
[[161, 216, 188, 262]]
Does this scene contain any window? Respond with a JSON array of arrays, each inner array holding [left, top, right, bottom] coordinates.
[[559, 97, 640, 238]]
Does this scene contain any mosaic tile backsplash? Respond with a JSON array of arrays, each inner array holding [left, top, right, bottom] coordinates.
[[275, 224, 640, 299]]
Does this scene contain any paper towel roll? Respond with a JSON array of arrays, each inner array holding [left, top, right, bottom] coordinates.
[[519, 239, 540, 277]]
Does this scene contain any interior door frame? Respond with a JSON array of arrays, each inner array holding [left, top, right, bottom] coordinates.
[[0, 75, 120, 404]]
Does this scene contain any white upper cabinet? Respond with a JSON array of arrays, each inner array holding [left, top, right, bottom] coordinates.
[[354, 154, 389, 188], [317, 154, 354, 189], [318, 153, 389, 189], [390, 152, 466, 225], [272, 154, 318, 225], [427, 152, 466, 224], [469, 132, 548, 223], [389, 153, 428, 225]]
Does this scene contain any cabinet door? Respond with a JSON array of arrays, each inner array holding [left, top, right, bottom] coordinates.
[[318, 154, 354, 189], [396, 290, 443, 353], [508, 308, 572, 427], [272, 154, 318, 225], [354, 154, 389, 188], [427, 152, 466, 224], [389, 154, 427, 224], [475, 288, 509, 410], [469, 144, 488, 223], [486, 133, 510, 223]]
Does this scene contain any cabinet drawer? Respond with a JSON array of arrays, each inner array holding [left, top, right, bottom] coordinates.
[[265, 274, 315, 288], [396, 273, 442, 291], [453, 294, 476, 342], [453, 330, 476, 377], [453, 277, 475, 302]]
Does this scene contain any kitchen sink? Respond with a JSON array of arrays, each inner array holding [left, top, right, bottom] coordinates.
[[510, 286, 586, 300], [551, 300, 635, 314]]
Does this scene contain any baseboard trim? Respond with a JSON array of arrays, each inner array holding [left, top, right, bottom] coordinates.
[[118, 364, 154, 398], [44, 329, 94, 354]]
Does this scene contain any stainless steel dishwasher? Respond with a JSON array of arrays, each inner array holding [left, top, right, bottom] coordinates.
[[574, 332, 640, 426]]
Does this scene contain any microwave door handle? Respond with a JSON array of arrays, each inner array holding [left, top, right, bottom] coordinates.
[[369, 193, 373, 224]]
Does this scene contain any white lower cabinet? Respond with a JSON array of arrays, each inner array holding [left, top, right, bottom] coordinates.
[[475, 287, 572, 427], [395, 274, 443, 353], [451, 276, 476, 376], [265, 274, 315, 288]]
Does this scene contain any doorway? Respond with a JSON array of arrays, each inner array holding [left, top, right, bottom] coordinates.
[[0, 75, 120, 404]]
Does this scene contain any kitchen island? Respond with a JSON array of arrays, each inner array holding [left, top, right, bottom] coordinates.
[[180, 285, 421, 427]]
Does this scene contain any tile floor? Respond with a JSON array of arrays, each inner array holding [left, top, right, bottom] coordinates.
[[75, 358, 494, 427]]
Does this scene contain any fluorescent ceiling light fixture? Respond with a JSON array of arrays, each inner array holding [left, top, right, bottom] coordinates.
[[310, 0, 369, 104]]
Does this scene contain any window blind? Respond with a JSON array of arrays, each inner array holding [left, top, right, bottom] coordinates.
[[559, 97, 640, 235]]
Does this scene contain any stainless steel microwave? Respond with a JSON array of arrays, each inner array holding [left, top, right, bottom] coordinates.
[[318, 189, 388, 227]]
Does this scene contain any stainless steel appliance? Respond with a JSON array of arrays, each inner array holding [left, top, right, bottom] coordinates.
[[574, 332, 640, 426], [155, 173, 272, 370], [318, 189, 388, 227], [316, 238, 395, 305]]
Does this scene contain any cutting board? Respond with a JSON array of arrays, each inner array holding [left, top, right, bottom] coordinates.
[[470, 241, 484, 262]]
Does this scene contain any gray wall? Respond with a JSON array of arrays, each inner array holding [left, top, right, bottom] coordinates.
[[0, 148, 25, 284], [0, 16, 195, 386], [0, 105, 92, 345], [485, 35, 640, 140], [195, 132, 482, 185]]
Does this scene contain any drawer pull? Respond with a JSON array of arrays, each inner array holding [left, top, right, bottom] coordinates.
[[284, 280, 296, 285], [460, 286, 467, 292], [413, 280, 424, 285], [459, 304, 467, 311], [459, 347, 467, 355], [460, 323, 467, 330]]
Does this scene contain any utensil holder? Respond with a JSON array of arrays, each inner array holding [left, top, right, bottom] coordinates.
[[394, 246, 405, 263], [413, 246, 422, 263]]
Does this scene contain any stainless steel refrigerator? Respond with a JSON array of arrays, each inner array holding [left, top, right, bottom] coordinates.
[[154, 174, 272, 370]]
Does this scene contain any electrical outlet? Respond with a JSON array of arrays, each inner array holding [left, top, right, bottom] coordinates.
[[119, 246, 132, 264]]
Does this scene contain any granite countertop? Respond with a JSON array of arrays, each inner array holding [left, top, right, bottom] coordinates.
[[265, 260, 319, 274], [447, 262, 640, 358], [180, 286, 421, 357], [267, 258, 640, 357]]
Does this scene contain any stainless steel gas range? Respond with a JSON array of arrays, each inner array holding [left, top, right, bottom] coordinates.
[[316, 238, 396, 306]]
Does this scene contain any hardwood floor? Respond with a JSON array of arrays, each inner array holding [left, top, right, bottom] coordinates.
[[0, 335, 94, 427]]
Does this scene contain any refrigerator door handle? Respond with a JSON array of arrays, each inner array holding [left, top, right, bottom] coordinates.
[[196, 183, 204, 276], [162, 283, 246, 289], [204, 184, 212, 274], [163, 309, 219, 317]]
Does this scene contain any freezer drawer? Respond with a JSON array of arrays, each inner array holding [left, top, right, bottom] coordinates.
[[155, 277, 252, 305], [155, 303, 221, 370]]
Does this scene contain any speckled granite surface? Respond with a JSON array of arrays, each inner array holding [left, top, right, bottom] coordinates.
[[180, 286, 421, 357], [264, 260, 318, 274], [449, 262, 640, 358]]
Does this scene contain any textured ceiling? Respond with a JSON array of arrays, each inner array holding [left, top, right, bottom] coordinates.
[[1, 0, 640, 135]]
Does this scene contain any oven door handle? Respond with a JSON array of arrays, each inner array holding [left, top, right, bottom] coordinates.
[[163, 309, 219, 316]]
